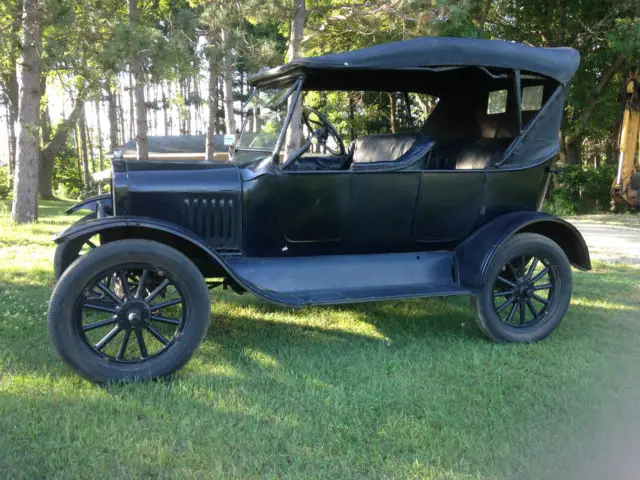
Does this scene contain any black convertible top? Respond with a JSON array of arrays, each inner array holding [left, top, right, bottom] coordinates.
[[249, 37, 580, 89]]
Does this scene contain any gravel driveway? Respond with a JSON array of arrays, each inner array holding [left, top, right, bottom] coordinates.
[[567, 220, 640, 266]]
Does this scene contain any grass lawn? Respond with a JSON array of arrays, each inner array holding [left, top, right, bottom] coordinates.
[[1, 200, 640, 479]]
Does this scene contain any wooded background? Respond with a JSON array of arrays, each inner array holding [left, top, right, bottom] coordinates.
[[1, 0, 639, 222]]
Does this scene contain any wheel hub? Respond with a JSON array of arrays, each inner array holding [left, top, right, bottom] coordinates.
[[117, 300, 151, 331], [515, 280, 533, 299]]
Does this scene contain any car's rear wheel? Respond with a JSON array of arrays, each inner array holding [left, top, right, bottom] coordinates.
[[472, 233, 572, 343], [48, 239, 211, 383]]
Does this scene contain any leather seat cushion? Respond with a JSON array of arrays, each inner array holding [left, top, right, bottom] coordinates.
[[351, 133, 424, 164], [454, 138, 512, 169]]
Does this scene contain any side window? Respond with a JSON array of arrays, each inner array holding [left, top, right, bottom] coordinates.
[[521, 85, 544, 111], [487, 89, 508, 115]]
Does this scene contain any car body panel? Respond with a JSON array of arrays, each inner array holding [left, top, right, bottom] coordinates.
[[455, 211, 591, 289], [65, 194, 113, 216], [112, 159, 243, 251]]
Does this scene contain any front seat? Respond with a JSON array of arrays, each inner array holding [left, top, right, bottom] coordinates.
[[350, 133, 433, 170]]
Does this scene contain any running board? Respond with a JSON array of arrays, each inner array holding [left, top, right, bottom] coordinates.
[[223, 251, 471, 307]]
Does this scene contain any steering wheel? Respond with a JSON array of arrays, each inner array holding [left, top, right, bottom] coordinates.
[[301, 106, 345, 157], [280, 106, 346, 170]]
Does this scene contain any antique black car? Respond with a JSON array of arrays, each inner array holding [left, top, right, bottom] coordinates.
[[48, 37, 591, 382]]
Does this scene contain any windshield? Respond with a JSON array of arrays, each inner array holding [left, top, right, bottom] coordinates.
[[236, 87, 293, 152]]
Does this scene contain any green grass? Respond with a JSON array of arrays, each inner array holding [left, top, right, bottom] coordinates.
[[1, 200, 640, 479]]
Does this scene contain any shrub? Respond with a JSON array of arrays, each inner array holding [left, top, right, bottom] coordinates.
[[52, 143, 85, 200], [0, 166, 11, 199], [544, 164, 616, 215]]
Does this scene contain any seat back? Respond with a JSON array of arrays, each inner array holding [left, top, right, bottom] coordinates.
[[454, 138, 512, 169], [351, 133, 424, 164]]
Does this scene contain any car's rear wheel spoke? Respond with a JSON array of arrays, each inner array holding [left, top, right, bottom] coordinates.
[[531, 267, 550, 283], [145, 279, 170, 303], [151, 298, 182, 311], [135, 270, 149, 299], [497, 276, 516, 288], [135, 330, 148, 358], [116, 330, 131, 360], [146, 325, 169, 346], [95, 326, 121, 350], [505, 302, 518, 324], [151, 315, 181, 325], [496, 296, 515, 313], [83, 316, 117, 332], [96, 281, 123, 304]]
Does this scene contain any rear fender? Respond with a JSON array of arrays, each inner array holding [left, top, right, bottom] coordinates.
[[455, 212, 591, 290], [65, 194, 113, 217], [54, 216, 250, 291]]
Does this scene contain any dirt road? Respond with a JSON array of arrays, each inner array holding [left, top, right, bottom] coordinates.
[[568, 220, 640, 266]]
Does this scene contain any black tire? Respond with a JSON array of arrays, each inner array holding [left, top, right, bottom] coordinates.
[[48, 239, 211, 383], [473, 232, 572, 343], [53, 213, 97, 280]]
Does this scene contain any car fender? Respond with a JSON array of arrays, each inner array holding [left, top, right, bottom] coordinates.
[[54, 215, 263, 297], [65, 194, 113, 216], [454, 211, 591, 290]]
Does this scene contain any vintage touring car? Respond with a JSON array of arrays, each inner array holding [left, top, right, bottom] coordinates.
[[48, 37, 590, 382]]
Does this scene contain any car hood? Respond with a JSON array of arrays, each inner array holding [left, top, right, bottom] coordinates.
[[112, 158, 242, 195]]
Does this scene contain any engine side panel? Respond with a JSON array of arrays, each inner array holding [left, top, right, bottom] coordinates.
[[113, 160, 243, 251]]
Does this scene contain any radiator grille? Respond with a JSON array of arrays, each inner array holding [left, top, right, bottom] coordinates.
[[181, 196, 239, 248]]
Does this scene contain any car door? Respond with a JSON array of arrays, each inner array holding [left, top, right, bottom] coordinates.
[[411, 170, 485, 242], [280, 170, 350, 253], [347, 170, 422, 251]]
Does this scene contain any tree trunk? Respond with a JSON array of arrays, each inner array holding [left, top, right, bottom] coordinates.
[[86, 106, 95, 174], [167, 81, 173, 135], [558, 130, 568, 165], [128, 69, 134, 141], [107, 87, 119, 152], [348, 93, 355, 142], [574, 53, 626, 140], [220, 28, 236, 135], [95, 99, 104, 168], [95, 99, 104, 193], [566, 136, 582, 166], [128, 0, 148, 159], [388, 92, 397, 133], [283, 0, 306, 158], [162, 82, 169, 136], [79, 107, 90, 188], [8, 103, 16, 177], [11, 0, 42, 223], [37, 80, 53, 199], [186, 76, 192, 135], [74, 124, 81, 178], [117, 86, 126, 145], [38, 147, 54, 198], [39, 96, 85, 198], [206, 52, 218, 161]]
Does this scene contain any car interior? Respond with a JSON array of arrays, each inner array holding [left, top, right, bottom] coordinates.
[[288, 68, 556, 173]]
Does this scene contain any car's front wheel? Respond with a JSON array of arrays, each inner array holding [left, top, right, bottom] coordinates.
[[48, 239, 211, 383], [472, 233, 572, 343]]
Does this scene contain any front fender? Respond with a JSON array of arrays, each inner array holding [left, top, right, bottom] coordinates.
[[65, 194, 113, 216], [455, 211, 591, 290], [53, 215, 285, 303]]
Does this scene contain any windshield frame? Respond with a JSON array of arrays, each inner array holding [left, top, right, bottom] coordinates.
[[233, 79, 303, 161]]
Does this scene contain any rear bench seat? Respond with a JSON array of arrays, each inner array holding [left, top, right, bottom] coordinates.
[[425, 138, 513, 170]]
